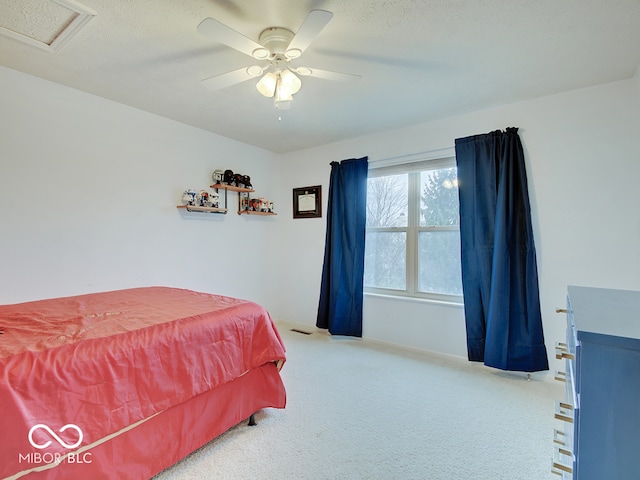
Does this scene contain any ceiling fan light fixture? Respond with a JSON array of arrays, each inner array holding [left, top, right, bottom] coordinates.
[[258, 68, 301, 107], [271, 69, 300, 109], [256, 71, 277, 97], [274, 83, 293, 103], [279, 68, 302, 95]]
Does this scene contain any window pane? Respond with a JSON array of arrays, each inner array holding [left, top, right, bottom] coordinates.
[[364, 231, 406, 290], [366, 174, 408, 227], [418, 231, 462, 295], [420, 167, 459, 227]]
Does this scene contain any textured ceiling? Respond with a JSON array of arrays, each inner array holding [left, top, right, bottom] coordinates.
[[1, 0, 639, 153]]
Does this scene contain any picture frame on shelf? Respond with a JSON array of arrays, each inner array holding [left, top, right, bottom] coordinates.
[[293, 185, 322, 219]]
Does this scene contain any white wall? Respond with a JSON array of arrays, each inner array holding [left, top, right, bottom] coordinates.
[[2, 65, 639, 376], [0, 66, 281, 311], [277, 77, 640, 375]]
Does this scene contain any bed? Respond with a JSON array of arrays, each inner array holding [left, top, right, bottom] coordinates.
[[0, 287, 287, 480]]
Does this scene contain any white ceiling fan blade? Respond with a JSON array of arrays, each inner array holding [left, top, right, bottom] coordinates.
[[285, 10, 333, 59], [197, 18, 269, 59], [295, 67, 361, 82], [201, 67, 261, 92]]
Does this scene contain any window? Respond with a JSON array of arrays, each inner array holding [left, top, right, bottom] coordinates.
[[364, 157, 463, 302]]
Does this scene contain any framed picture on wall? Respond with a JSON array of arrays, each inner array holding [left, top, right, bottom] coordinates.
[[293, 185, 322, 219]]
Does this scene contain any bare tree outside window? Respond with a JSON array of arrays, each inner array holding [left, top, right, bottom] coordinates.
[[365, 162, 462, 300], [364, 174, 407, 290], [366, 174, 407, 227]]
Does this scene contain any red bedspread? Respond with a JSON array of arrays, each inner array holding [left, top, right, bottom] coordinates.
[[0, 287, 286, 479]]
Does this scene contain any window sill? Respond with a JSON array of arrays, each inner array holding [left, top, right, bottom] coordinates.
[[364, 291, 464, 308]]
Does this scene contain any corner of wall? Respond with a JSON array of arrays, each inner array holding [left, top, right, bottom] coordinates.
[[631, 66, 640, 179], [637, 63, 640, 123]]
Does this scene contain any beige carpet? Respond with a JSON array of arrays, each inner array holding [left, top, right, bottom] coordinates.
[[154, 324, 562, 480]]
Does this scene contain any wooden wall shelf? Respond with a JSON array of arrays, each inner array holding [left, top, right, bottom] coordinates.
[[210, 184, 254, 193], [238, 210, 277, 216], [176, 205, 228, 214], [178, 183, 274, 217]]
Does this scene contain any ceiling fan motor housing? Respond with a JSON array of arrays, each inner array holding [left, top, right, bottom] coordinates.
[[258, 27, 295, 58]]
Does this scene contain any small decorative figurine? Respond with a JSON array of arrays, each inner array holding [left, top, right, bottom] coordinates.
[[212, 169, 224, 185], [223, 169, 235, 185], [182, 189, 197, 205], [234, 173, 245, 188], [207, 190, 220, 208], [196, 189, 209, 207]]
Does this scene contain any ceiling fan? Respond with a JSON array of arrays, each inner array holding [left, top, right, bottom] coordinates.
[[197, 9, 360, 110]]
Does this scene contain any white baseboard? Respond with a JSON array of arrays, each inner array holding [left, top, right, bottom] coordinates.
[[274, 318, 555, 383]]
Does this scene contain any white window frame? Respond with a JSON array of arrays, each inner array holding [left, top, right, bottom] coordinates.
[[365, 149, 463, 304]]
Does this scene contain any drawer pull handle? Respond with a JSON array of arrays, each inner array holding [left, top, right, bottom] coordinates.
[[554, 401, 574, 423], [552, 461, 573, 474], [553, 429, 566, 445], [556, 308, 569, 314], [556, 352, 575, 360], [552, 446, 573, 473], [554, 371, 567, 382], [555, 344, 575, 360]]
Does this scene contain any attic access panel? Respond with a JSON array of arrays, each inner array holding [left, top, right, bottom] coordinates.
[[0, 0, 96, 52]]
